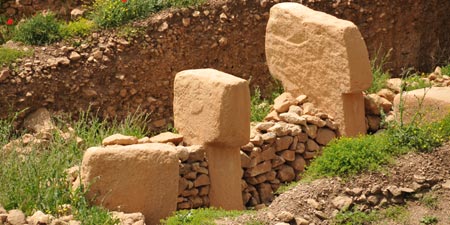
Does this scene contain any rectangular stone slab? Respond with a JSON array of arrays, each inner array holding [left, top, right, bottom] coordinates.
[[265, 3, 372, 136], [81, 143, 178, 225], [174, 68, 250, 147]]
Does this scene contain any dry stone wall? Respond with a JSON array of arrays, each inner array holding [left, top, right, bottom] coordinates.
[[177, 145, 211, 210], [240, 93, 339, 207], [1, 0, 450, 126]]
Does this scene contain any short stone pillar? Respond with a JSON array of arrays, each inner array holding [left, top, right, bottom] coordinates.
[[174, 69, 250, 210], [81, 143, 179, 225], [265, 3, 372, 136]]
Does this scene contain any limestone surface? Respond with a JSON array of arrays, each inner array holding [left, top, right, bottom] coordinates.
[[393, 87, 450, 124], [81, 143, 179, 225], [174, 68, 250, 147], [266, 3, 372, 136]]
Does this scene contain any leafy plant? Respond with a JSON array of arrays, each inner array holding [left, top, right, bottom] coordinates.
[[420, 215, 438, 225], [13, 12, 63, 45]]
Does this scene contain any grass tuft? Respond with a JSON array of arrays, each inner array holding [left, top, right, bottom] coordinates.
[[305, 113, 450, 178], [13, 13, 62, 45], [0, 47, 33, 66], [161, 208, 250, 225], [60, 18, 97, 38], [367, 50, 391, 94], [0, 110, 150, 223]]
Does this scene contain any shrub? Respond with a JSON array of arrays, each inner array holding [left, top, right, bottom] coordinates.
[[0, 47, 33, 66], [60, 18, 96, 38], [306, 134, 392, 178], [13, 13, 62, 45], [305, 113, 450, 179]]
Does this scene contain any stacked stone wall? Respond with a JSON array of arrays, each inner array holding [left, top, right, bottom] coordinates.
[[176, 145, 211, 210], [240, 94, 339, 207], [1, 0, 450, 126]]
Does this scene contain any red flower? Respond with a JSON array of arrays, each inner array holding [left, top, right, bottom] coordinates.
[[6, 18, 13, 26], [121, 0, 127, 2]]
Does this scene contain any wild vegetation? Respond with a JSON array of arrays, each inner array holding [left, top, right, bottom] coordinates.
[[0, 111, 149, 224]]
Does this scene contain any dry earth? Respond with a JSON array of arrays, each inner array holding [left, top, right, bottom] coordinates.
[[218, 142, 450, 225]]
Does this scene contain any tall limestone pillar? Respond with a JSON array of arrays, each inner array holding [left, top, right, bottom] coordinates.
[[173, 68, 250, 210], [266, 3, 372, 136]]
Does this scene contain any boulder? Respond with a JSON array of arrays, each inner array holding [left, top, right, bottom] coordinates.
[[393, 87, 450, 124], [23, 108, 55, 133]]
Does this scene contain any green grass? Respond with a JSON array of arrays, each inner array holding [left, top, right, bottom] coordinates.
[[160, 208, 252, 225], [403, 74, 432, 91], [420, 215, 438, 225], [90, 0, 204, 28], [60, 18, 97, 38], [305, 113, 450, 179], [367, 50, 391, 94], [0, 47, 33, 66], [442, 64, 450, 75], [250, 83, 283, 122], [333, 206, 409, 225], [420, 193, 438, 209], [0, 110, 150, 224]]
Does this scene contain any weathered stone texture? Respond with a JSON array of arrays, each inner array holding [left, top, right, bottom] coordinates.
[[266, 3, 372, 136], [174, 68, 250, 147], [81, 143, 178, 225]]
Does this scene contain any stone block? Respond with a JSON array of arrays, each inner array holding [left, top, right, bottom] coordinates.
[[266, 3, 372, 136], [174, 69, 250, 147], [393, 87, 450, 124], [81, 143, 179, 225]]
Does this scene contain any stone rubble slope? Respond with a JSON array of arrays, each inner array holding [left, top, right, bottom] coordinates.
[[221, 142, 450, 225]]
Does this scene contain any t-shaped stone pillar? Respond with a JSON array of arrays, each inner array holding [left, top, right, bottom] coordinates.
[[174, 69, 250, 210], [266, 3, 372, 136]]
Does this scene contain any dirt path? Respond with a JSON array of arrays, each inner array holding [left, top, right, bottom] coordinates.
[[219, 142, 450, 225]]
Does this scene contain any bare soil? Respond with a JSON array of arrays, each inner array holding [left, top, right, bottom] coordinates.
[[218, 142, 450, 225]]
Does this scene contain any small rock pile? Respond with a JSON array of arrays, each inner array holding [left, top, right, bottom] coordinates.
[[0, 207, 145, 225], [2, 108, 83, 154], [363, 66, 450, 133], [176, 146, 211, 210], [240, 93, 339, 207]]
